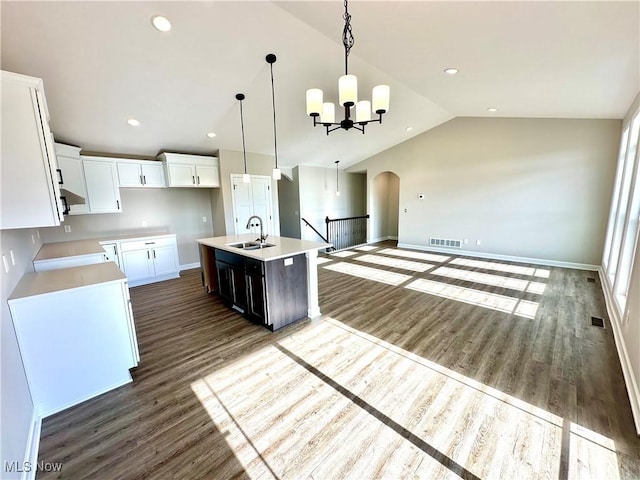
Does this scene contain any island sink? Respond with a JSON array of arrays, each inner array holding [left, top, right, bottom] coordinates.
[[227, 241, 276, 251]]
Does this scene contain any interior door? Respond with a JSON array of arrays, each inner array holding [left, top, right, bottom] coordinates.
[[231, 175, 255, 235], [251, 177, 273, 235]]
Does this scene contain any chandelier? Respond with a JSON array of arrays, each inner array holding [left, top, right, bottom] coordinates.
[[305, 0, 390, 135]]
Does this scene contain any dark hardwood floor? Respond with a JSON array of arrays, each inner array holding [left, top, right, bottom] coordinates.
[[37, 243, 640, 479]]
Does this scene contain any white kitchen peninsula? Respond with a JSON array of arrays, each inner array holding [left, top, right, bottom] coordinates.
[[8, 262, 139, 417], [197, 234, 331, 330]]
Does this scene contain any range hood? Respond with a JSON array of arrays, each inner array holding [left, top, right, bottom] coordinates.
[[60, 188, 86, 205]]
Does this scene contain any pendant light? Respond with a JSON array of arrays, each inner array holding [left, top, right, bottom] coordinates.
[[266, 54, 281, 181], [335, 160, 340, 196], [305, 0, 390, 135], [236, 93, 250, 183]]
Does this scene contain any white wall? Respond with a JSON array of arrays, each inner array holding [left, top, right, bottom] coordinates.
[[601, 91, 640, 433], [41, 188, 214, 266], [349, 117, 621, 265], [297, 166, 366, 242], [1, 228, 43, 478]]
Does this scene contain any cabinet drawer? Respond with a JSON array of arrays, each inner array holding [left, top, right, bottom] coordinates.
[[215, 248, 244, 267], [245, 257, 264, 276], [120, 236, 175, 252]]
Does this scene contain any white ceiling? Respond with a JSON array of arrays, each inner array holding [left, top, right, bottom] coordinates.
[[2, 1, 638, 169]]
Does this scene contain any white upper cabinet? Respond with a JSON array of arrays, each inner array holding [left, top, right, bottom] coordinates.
[[55, 143, 90, 215], [1, 71, 64, 229], [82, 156, 122, 213], [158, 153, 220, 188], [117, 159, 166, 188]]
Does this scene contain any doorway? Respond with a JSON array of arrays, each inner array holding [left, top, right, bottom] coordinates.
[[371, 171, 400, 243]]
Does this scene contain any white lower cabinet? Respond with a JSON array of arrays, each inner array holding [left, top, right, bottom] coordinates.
[[101, 242, 120, 267], [8, 263, 139, 417], [119, 235, 179, 286]]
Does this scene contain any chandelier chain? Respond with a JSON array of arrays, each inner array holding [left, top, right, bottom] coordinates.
[[342, 0, 354, 75]]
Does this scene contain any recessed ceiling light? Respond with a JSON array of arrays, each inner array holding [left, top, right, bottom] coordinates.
[[444, 68, 459, 75], [206, 132, 217, 138], [487, 107, 499, 113], [127, 118, 140, 127], [406, 126, 414, 132], [151, 15, 172, 32]]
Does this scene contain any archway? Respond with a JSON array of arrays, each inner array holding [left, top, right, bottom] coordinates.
[[371, 171, 400, 243]]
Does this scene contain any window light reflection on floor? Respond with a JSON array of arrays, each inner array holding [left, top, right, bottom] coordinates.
[[431, 266, 547, 294], [330, 250, 358, 258], [316, 257, 333, 265], [379, 248, 450, 263], [355, 245, 378, 251], [324, 262, 412, 286], [406, 278, 539, 319], [450, 257, 550, 278], [355, 254, 434, 272]]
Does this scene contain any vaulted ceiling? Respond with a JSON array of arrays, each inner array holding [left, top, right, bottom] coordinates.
[[2, 1, 638, 168]]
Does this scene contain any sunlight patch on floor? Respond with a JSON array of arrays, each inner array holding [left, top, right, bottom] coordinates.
[[406, 278, 539, 319], [316, 257, 333, 265], [355, 245, 378, 251], [324, 262, 412, 286], [450, 257, 551, 278], [191, 317, 619, 480], [431, 266, 547, 294], [379, 248, 450, 263], [354, 254, 435, 272], [330, 250, 358, 258]]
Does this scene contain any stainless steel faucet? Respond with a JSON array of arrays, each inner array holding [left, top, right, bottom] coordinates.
[[246, 215, 267, 243]]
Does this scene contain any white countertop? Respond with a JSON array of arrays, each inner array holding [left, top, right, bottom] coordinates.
[[197, 234, 331, 261], [9, 262, 127, 301], [34, 232, 175, 262]]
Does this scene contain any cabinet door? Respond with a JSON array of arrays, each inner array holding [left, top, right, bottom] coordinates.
[[216, 261, 234, 303], [196, 164, 220, 187], [151, 245, 178, 276], [121, 250, 154, 282], [57, 154, 90, 214], [141, 162, 166, 187], [230, 265, 247, 311], [117, 162, 143, 187], [1, 73, 63, 229], [166, 163, 196, 187], [247, 273, 267, 324], [102, 243, 121, 268], [83, 159, 122, 213]]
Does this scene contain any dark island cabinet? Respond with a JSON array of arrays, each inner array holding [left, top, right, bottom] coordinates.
[[206, 247, 308, 330]]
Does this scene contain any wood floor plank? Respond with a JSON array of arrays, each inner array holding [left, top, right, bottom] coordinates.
[[35, 244, 640, 479]]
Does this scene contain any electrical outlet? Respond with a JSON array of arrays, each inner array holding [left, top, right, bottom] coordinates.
[[476, 239, 481, 246], [9, 250, 15, 266], [64, 225, 72, 233], [142, 220, 148, 228], [464, 239, 469, 245], [202, 216, 207, 223], [2, 255, 9, 273]]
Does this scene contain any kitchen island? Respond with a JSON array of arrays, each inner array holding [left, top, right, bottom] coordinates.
[[197, 234, 331, 331]]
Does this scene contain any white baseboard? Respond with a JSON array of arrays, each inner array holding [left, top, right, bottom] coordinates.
[[396, 243, 600, 271], [598, 267, 640, 435], [180, 262, 200, 271], [21, 413, 42, 480]]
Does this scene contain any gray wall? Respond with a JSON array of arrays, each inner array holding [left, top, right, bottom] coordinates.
[[213, 149, 280, 236], [1, 227, 43, 478], [42, 188, 214, 266], [278, 168, 301, 239], [298, 166, 366, 242], [349, 117, 621, 265]]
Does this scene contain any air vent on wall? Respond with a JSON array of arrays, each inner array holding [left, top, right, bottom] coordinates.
[[430, 237, 462, 248]]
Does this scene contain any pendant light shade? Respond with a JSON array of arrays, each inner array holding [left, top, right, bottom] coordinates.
[[266, 53, 281, 181], [236, 93, 250, 183]]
